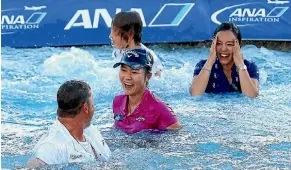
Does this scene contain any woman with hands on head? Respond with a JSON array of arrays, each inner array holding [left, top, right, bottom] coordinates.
[[190, 22, 259, 98]]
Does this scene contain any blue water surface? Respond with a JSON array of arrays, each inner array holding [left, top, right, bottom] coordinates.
[[1, 44, 291, 169]]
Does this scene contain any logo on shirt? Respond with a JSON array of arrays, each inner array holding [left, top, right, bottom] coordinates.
[[70, 154, 83, 160], [114, 114, 124, 121], [136, 116, 145, 121]]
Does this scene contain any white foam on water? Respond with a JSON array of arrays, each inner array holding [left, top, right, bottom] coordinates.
[[1, 44, 291, 169], [43, 47, 98, 77]]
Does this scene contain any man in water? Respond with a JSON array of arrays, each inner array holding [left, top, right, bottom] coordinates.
[[27, 80, 111, 168]]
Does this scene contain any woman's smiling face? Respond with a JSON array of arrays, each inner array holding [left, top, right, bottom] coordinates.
[[119, 64, 147, 96], [216, 30, 237, 66]]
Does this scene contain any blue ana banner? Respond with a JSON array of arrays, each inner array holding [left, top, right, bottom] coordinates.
[[209, 0, 291, 41], [1, 0, 291, 48]]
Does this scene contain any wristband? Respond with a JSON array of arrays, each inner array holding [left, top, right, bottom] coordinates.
[[238, 64, 247, 72], [202, 67, 211, 74]]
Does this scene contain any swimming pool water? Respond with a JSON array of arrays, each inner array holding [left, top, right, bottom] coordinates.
[[1, 44, 291, 169]]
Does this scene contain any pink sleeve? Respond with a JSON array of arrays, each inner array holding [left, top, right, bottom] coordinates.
[[156, 103, 178, 130], [112, 97, 116, 114], [112, 96, 121, 116]]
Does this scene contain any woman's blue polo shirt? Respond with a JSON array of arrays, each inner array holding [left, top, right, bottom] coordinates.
[[193, 59, 259, 93]]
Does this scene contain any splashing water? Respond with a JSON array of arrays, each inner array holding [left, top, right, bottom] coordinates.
[[1, 44, 291, 169]]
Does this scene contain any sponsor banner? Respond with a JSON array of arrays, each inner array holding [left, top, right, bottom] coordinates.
[[1, 0, 210, 47], [1, 0, 291, 48], [210, 0, 291, 40]]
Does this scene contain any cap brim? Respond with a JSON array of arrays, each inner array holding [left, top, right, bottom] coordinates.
[[113, 62, 121, 68], [113, 61, 144, 70]]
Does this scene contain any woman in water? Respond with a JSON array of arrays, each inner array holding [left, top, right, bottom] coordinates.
[[109, 11, 163, 77], [190, 23, 259, 97], [112, 48, 181, 134]]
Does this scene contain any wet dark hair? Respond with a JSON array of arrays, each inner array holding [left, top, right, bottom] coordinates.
[[57, 80, 91, 118], [144, 67, 151, 88], [214, 22, 242, 45], [144, 52, 153, 87], [111, 11, 142, 44]]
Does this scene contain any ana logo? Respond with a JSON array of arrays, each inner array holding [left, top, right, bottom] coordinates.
[[1, 6, 47, 34], [211, 0, 289, 26], [64, 3, 194, 30]]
